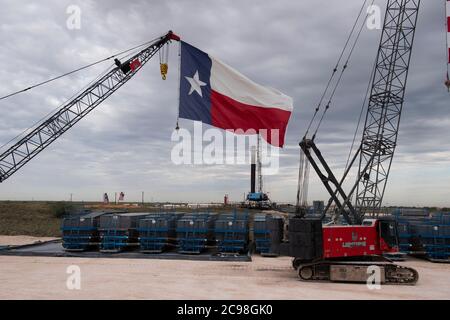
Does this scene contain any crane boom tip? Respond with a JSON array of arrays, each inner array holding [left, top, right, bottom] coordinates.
[[167, 31, 180, 41]]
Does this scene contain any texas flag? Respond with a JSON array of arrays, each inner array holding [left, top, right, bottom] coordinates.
[[179, 41, 293, 147], [447, 0, 450, 63]]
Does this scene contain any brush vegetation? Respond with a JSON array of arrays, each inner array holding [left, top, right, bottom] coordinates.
[[0, 201, 67, 237]]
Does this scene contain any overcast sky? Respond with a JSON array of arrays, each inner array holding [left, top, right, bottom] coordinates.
[[0, 0, 449, 206]]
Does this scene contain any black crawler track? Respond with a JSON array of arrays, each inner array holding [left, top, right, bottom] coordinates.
[[296, 260, 418, 285]]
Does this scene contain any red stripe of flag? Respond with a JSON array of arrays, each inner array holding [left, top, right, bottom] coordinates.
[[210, 90, 291, 147], [448, 17, 450, 33]]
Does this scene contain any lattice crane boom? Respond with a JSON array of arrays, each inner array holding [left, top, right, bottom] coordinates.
[[355, 0, 420, 218], [0, 31, 179, 183], [299, 0, 421, 224]]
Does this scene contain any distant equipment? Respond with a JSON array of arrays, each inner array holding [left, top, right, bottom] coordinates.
[[223, 194, 229, 205], [103, 193, 109, 204], [247, 192, 269, 202], [245, 135, 271, 209]]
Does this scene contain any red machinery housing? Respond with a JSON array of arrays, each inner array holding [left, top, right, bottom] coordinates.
[[285, 217, 418, 284], [322, 219, 398, 259]]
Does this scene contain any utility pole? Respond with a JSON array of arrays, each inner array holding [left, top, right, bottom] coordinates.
[[142, 191, 144, 206]]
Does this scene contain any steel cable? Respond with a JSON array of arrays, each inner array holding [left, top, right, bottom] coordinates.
[[0, 35, 163, 151], [312, 0, 376, 138], [303, 0, 371, 138], [0, 36, 161, 102]]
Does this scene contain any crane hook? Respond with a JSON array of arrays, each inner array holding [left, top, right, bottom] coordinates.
[[160, 63, 168, 80], [159, 42, 169, 80]]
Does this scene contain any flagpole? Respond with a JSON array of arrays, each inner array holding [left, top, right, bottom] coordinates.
[[176, 40, 181, 130]]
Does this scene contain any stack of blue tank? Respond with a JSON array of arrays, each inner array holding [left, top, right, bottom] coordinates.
[[138, 212, 179, 253], [393, 209, 450, 260], [176, 212, 216, 254], [98, 212, 149, 252], [253, 214, 272, 254], [415, 213, 450, 260], [61, 211, 124, 251], [396, 219, 414, 253], [214, 211, 249, 254]]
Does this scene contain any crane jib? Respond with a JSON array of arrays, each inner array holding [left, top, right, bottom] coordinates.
[[0, 31, 180, 183]]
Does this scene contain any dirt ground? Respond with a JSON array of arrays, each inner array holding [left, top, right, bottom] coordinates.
[[0, 236, 58, 247], [0, 236, 449, 300]]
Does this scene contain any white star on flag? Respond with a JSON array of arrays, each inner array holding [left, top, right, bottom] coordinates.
[[185, 70, 206, 97]]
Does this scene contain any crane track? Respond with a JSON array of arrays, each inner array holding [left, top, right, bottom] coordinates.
[[296, 260, 418, 285], [383, 264, 419, 285]]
